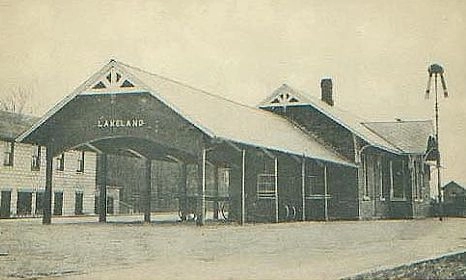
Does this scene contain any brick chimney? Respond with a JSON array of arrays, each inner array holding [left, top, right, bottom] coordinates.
[[321, 78, 334, 106]]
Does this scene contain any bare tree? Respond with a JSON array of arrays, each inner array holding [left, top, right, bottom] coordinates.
[[0, 86, 34, 114]]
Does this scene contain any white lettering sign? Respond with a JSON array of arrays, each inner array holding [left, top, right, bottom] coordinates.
[[97, 118, 146, 128]]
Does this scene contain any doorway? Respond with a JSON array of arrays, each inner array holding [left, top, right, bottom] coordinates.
[[0, 191, 11, 218], [53, 192, 63, 216], [17, 191, 32, 216], [75, 192, 83, 215]]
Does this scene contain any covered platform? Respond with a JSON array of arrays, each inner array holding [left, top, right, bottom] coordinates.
[[18, 60, 357, 225]]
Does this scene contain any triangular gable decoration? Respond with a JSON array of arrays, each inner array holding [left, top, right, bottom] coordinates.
[[269, 91, 300, 106], [88, 67, 138, 92]]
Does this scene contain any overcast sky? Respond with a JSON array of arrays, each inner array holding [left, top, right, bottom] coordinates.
[[0, 0, 465, 188]]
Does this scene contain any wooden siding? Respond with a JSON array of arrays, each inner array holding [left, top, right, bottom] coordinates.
[[0, 140, 96, 217]]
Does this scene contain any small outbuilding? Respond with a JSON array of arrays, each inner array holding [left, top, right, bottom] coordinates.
[[442, 181, 466, 216]]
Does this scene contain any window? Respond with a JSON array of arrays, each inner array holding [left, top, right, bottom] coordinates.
[[218, 168, 230, 197], [392, 159, 406, 200], [257, 173, 276, 198], [413, 160, 423, 200], [56, 153, 65, 171], [363, 155, 370, 199], [3, 141, 14, 166], [31, 145, 41, 171], [381, 158, 391, 200], [77, 151, 85, 172]]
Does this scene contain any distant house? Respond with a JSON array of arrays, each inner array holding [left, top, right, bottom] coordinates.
[[443, 181, 466, 216], [0, 110, 97, 218]]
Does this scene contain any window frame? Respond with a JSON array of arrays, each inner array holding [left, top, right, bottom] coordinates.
[[76, 151, 85, 173], [3, 141, 14, 166], [56, 153, 65, 171], [31, 145, 41, 171]]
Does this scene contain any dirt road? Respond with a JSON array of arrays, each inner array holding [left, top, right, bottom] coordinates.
[[1, 216, 465, 279]]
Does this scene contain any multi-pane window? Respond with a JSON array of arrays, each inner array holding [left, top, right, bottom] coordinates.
[[413, 160, 423, 200], [363, 154, 370, 198], [56, 153, 65, 171], [381, 158, 391, 200], [3, 141, 14, 166], [392, 159, 406, 199], [257, 173, 276, 198], [218, 168, 230, 197], [77, 151, 85, 173], [31, 145, 41, 171]]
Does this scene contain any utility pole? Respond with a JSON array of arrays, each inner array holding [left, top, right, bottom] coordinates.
[[425, 63, 448, 221]]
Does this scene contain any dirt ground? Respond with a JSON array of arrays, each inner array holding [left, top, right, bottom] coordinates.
[[0, 215, 465, 280]]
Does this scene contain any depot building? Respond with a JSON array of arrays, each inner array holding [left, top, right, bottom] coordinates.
[[10, 60, 434, 225]]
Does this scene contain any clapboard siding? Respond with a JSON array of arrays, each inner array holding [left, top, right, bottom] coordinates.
[[0, 140, 97, 217]]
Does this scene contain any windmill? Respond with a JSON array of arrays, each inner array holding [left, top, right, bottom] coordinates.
[[425, 63, 448, 221]]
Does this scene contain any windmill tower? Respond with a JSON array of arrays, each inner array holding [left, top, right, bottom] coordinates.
[[425, 63, 448, 220]]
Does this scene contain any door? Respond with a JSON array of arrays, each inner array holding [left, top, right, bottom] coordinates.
[[17, 192, 32, 216], [35, 192, 44, 216], [53, 192, 63, 216], [107, 197, 114, 214], [75, 192, 83, 215], [0, 191, 11, 218]]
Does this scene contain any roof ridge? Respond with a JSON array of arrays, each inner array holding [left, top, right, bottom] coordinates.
[[117, 61, 262, 111], [116, 61, 316, 127]]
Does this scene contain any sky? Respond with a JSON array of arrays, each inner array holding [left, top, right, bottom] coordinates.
[[0, 0, 465, 188]]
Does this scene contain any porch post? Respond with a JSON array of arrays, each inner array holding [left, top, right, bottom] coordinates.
[[144, 159, 152, 223], [389, 160, 394, 198], [197, 148, 207, 226], [98, 153, 107, 223], [241, 149, 246, 225], [43, 145, 53, 225], [274, 156, 279, 223], [301, 156, 306, 221], [213, 165, 219, 220], [324, 164, 329, 221]]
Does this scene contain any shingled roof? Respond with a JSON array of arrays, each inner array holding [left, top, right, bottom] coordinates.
[[259, 84, 402, 154], [362, 120, 434, 154], [18, 60, 354, 167], [0, 110, 38, 141]]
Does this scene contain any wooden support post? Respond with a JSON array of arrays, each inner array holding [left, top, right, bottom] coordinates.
[[43, 146, 53, 225], [197, 148, 207, 226], [324, 164, 329, 221], [144, 159, 152, 223], [301, 156, 306, 222], [241, 149, 246, 225], [274, 156, 279, 223], [213, 165, 219, 220], [389, 160, 394, 199], [98, 153, 107, 223], [179, 162, 188, 221]]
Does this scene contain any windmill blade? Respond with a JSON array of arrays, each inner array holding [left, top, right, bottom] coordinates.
[[440, 73, 448, 97], [425, 72, 433, 99]]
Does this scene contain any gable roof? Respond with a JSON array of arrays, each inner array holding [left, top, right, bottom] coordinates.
[[362, 121, 434, 154], [18, 60, 354, 167], [0, 110, 38, 141], [443, 181, 466, 191], [259, 84, 402, 154]]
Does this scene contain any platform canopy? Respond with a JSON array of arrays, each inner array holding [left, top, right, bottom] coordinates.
[[17, 60, 354, 167]]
